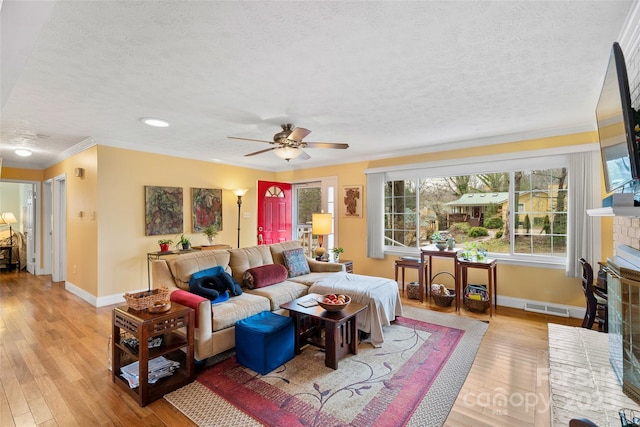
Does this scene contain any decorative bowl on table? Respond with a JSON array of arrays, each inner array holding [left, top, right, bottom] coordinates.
[[317, 294, 351, 312], [434, 241, 448, 251]]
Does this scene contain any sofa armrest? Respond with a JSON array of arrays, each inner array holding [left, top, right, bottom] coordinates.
[[170, 289, 210, 330], [308, 259, 346, 273]]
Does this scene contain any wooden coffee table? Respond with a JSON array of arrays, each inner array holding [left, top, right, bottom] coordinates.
[[280, 293, 367, 370]]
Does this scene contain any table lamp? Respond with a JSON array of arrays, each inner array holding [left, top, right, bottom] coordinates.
[[312, 213, 332, 260], [0, 212, 17, 247]]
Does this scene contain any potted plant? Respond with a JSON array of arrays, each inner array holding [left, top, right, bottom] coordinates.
[[430, 231, 447, 250], [158, 239, 173, 252], [176, 234, 191, 250], [331, 247, 344, 262], [203, 224, 219, 245]]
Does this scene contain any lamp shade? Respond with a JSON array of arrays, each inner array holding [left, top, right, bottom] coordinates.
[[233, 188, 248, 197], [312, 213, 332, 235], [0, 212, 17, 225]]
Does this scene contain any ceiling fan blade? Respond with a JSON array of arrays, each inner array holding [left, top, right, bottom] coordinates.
[[228, 136, 275, 144], [287, 127, 311, 142], [298, 150, 311, 160], [244, 147, 277, 157], [303, 142, 350, 149]]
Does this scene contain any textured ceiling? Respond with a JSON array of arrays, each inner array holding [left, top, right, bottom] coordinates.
[[0, 1, 635, 172]]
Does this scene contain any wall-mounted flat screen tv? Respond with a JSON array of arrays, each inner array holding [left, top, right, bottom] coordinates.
[[597, 42, 639, 194]]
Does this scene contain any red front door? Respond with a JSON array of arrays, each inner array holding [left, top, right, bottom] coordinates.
[[257, 181, 292, 245]]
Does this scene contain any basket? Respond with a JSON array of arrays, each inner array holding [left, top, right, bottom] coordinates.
[[407, 282, 420, 300], [124, 287, 169, 311], [463, 284, 489, 313], [431, 288, 456, 307]]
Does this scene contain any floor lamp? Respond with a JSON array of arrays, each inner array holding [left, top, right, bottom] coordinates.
[[312, 213, 332, 260], [0, 212, 17, 247], [233, 189, 248, 248]]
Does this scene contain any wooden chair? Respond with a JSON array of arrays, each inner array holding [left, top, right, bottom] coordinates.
[[579, 258, 608, 332]]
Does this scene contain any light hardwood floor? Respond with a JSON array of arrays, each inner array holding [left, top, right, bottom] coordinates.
[[1, 269, 582, 426]]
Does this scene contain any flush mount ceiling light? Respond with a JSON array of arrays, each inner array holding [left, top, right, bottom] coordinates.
[[15, 149, 32, 157], [140, 117, 171, 127]]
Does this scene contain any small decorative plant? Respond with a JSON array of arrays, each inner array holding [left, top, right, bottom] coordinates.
[[203, 224, 219, 244], [331, 247, 344, 262], [176, 234, 191, 250], [430, 231, 445, 242], [158, 239, 173, 252]]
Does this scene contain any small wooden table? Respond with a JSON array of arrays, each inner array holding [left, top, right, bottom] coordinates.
[[457, 257, 498, 317], [280, 294, 368, 370], [112, 303, 195, 406], [419, 246, 459, 303], [395, 258, 428, 294], [192, 244, 232, 251]]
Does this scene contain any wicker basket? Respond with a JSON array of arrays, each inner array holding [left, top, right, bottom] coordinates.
[[124, 287, 169, 311], [407, 282, 421, 300], [463, 284, 489, 313], [431, 288, 456, 307]]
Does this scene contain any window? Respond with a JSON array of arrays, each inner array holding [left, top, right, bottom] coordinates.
[[383, 166, 568, 261]]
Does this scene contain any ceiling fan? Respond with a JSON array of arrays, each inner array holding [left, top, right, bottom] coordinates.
[[228, 124, 349, 161]]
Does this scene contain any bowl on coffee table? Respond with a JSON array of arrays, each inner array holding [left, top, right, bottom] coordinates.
[[317, 294, 351, 312]]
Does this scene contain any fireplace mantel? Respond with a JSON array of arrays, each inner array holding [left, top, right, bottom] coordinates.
[[587, 207, 640, 217]]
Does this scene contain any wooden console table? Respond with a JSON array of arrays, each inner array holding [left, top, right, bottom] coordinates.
[[192, 244, 232, 251]]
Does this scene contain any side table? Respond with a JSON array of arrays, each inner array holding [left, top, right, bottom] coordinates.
[[457, 257, 498, 317], [419, 245, 459, 304], [338, 259, 353, 273], [395, 257, 428, 294], [112, 302, 195, 406]]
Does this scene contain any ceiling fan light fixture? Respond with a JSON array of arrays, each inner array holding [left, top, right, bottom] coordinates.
[[274, 146, 302, 161]]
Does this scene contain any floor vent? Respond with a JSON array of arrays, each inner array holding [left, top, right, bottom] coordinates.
[[524, 302, 570, 317]]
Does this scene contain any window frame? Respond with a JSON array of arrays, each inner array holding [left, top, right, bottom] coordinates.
[[381, 154, 573, 268]]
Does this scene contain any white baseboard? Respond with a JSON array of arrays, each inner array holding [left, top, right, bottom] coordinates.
[[497, 295, 585, 319], [65, 281, 126, 307]]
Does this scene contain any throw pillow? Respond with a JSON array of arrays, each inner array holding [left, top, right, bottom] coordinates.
[[282, 247, 311, 278], [243, 264, 288, 289], [188, 265, 224, 288], [218, 272, 243, 296]]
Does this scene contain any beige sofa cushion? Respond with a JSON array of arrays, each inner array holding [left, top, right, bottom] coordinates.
[[211, 293, 271, 332], [228, 245, 273, 284], [167, 250, 232, 290], [246, 280, 309, 311]]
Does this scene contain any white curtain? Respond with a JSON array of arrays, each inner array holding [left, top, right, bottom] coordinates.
[[566, 151, 598, 277], [366, 172, 385, 258]]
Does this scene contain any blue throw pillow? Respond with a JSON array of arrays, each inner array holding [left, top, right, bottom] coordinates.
[[282, 247, 310, 278], [211, 290, 230, 304], [189, 275, 227, 301], [189, 266, 224, 287]]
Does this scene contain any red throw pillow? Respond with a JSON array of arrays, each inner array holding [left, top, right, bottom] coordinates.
[[243, 264, 288, 289]]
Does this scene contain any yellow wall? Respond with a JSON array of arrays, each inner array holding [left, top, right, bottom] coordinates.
[[93, 146, 275, 297]]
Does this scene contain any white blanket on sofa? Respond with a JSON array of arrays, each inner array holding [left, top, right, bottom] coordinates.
[[309, 272, 404, 347]]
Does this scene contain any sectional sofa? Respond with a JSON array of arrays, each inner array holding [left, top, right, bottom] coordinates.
[[151, 240, 402, 362]]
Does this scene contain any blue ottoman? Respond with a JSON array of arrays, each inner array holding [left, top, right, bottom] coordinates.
[[235, 311, 294, 375]]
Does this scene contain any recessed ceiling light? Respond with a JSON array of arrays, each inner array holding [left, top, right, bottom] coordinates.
[[140, 117, 171, 127], [15, 149, 32, 157]]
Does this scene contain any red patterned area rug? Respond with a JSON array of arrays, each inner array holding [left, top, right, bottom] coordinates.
[[165, 306, 488, 427]]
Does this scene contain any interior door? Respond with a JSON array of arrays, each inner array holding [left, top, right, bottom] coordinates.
[[257, 181, 292, 245], [25, 185, 36, 274]]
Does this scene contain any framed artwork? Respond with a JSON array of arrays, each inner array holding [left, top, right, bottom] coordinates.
[[192, 188, 223, 232], [144, 186, 183, 236], [342, 185, 363, 217]]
